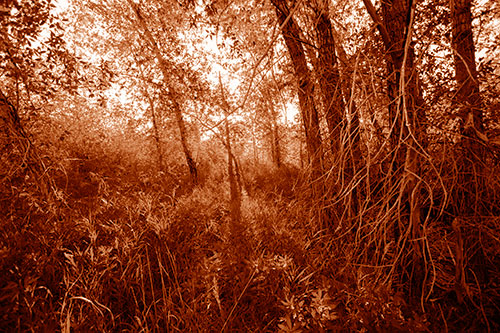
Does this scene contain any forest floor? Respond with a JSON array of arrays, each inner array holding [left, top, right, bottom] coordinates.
[[1, 156, 500, 332]]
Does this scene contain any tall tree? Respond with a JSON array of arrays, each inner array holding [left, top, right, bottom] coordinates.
[[126, 0, 198, 183], [362, 0, 425, 262], [218, 77, 243, 243], [312, 0, 346, 155], [311, 0, 362, 218], [271, 0, 324, 178], [363, 0, 425, 150], [450, 0, 483, 134], [450, 0, 485, 213], [141, 86, 165, 172]]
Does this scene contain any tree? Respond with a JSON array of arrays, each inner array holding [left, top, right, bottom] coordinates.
[[271, 0, 324, 180], [450, 0, 486, 214], [363, 3, 423, 190], [257, 84, 282, 168], [139, 82, 165, 172], [450, 0, 483, 135], [363, 0, 425, 152], [126, 0, 198, 184], [311, 0, 363, 219], [361, 0, 428, 284], [312, 0, 346, 155]]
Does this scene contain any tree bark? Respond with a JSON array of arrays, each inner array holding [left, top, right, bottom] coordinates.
[[313, 1, 363, 219], [380, 0, 425, 147], [171, 97, 198, 183], [271, 109, 281, 169], [313, 0, 345, 155], [450, 0, 485, 213], [272, 0, 335, 228], [271, 0, 323, 178], [450, 0, 483, 132], [225, 117, 242, 224], [363, 0, 425, 262], [363, 0, 425, 148], [218, 75, 243, 230], [330, 28, 361, 158]]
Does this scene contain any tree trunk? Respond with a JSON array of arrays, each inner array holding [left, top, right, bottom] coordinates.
[[380, 0, 425, 147], [314, 1, 363, 219], [225, 117, 241, 225], [218, 74, 243, 233], [272, 0, 332, 228], [362, 0, 425, 148], [251, 121, 258, 164], [313, 0, 345, 155], [330, 28, 362, 160], [171, 97, 198, 183], [363, 0, 425, 266], [383, 0, 424, 252], [272, 113, 281, 169], [127, 0, 198, 184], [271, 0, 323, 178], [450, 0, 485, 214], [262, 88, 282, 168], [142, 90, 165, 171], [450, 0, 483, 132]]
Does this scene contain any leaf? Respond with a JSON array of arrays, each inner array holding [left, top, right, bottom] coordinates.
[[278, 316, 303, 333]]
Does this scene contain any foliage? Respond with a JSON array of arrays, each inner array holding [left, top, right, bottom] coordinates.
[[1, 0, 500, 332]]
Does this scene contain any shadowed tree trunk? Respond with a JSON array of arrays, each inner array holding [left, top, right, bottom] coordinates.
[[362, 0, 425, 151], [149, 100, 164, 172], [218, 77, 243, 239], [171, 97, 198, 183], [261, 87, 282, 168], [313, 0, 363, 219], [225, 117, 241, 225], [271, 0, 323, 179], [380, 0, 425, 148], [271, 109, 281, 169], [363, 0, 425, 266], [451, 0, 483, 135], [272, 0, 336, 228], [450, 0, 485, 214], [313, 0, 345, 156]]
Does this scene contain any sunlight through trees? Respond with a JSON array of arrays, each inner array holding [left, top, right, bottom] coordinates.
[[1, 0, 500, 331]]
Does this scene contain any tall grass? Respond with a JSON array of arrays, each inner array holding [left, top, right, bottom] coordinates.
[[1, 141, 499, 331]]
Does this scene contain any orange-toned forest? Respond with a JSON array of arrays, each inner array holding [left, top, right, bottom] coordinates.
[[1, 0, 500, 331]]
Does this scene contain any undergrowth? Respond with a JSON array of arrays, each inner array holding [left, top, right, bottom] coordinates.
[[1, 148, 499, 332]]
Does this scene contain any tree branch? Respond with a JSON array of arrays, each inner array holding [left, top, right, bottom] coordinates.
[[361, 0, 391, 49]]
